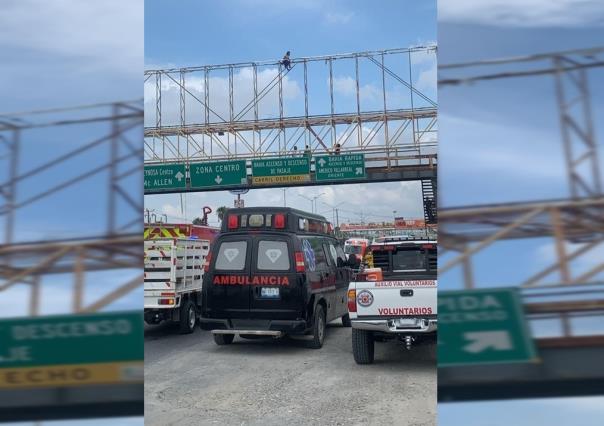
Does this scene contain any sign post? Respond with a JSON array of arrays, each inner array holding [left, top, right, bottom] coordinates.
[[438, 288, 537, 366], [314, 154, 366, 182], [144, 164, 186, 191], [251, 157, 310, 185], [190, 160, 247, 189], [0, 311, 143, 389]]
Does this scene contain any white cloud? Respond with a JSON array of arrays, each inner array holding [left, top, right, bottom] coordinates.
[[331, 76, 385, 103], [162, 203, 187, 221], [439, 0, 604, 27], [0, 0, 142, 73], [324, 12, 355, 25], [145, 182, 424, 228]]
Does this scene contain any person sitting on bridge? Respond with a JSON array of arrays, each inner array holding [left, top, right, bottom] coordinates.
[[281, 51, 292, 71]]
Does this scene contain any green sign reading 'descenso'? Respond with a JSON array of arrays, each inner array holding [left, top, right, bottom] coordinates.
[[251, 157, 310, 185], [0, 311, 143, 369], [438, 288, 537, 366]]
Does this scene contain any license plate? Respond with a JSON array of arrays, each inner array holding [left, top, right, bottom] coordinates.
[[395, 318, 419, 327], [260, 287, 279, 298]]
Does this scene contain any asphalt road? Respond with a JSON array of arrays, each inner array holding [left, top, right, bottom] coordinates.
[[145, 319, 436, 426]]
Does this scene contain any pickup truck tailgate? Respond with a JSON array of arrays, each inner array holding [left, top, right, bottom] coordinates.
[[354, 280, 437, 317]]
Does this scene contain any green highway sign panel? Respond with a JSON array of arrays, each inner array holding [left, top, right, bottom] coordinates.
[[0, 311, 143, 369], [251, 157, 310, 185], [144, 164, 186, 191], [438, 288, 537, 366], [0, 311, 143, 389], [315, 154, 366, 181], [190, 160, 247, 188]]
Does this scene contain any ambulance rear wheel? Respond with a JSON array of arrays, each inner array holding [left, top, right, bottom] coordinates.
[[214, 333, 235, 345], [308, 304, 326, 349], [179, 300, 196, 334]]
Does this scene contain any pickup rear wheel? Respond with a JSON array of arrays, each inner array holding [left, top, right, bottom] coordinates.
[[308, 304, 326, 349], [213, 333, 235, 345], [179, 300, 197, 334], [352, 329, 375, 364], [341, 313, 352, 327]]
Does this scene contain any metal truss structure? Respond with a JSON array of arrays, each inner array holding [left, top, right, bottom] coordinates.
[[0, 101, 143, 316], [438, 48, 604, 401], [144, 47, 437, 173], [441, 46, 603, 200], [440, 198, 604, 288], [438, 47, 604, 298]]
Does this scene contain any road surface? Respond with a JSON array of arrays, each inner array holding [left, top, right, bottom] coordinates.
[[145, 320, 436, 426]]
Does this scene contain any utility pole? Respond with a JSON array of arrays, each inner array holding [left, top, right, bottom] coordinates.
[[145, 208, 155, 224], [321, 201, 344, 226], [298, 192, 325, 214]]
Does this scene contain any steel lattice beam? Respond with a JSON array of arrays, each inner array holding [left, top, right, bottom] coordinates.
[[0, 101, 143, 316], [144, 47, 438, 172]]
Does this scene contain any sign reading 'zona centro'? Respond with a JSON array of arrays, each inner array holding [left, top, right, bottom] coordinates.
[[252, 157, 310, 185], [315, 154, 366, 181], [190, 160, 247, 188], [144, 164, 186, 191], [438, 288, 537, 366], [0, 311, 144, 389]]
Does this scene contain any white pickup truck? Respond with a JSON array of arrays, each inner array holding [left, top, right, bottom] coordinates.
[[144, 238, 210, 333], [347, 238, 437, 364]]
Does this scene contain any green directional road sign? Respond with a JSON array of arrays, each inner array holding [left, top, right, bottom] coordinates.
[[0, 311, 143, 368], [190, 160, 248, 188], [251, 157, 310, 185], [438, 288, 537, 366], [144, 164, 186, 191], [314, 154, 366, 181], [0, 311, 143, 389]]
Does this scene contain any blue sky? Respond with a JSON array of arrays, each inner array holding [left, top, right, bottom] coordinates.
[[0, 0, 143, 324], [1, 3, 143, 423], [145, 0, 435, 67], [438, 0, 604, 424], [144, 0, 437, 227]]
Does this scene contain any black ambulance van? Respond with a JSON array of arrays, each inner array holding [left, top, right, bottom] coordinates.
[[200, 207, 354, 348]]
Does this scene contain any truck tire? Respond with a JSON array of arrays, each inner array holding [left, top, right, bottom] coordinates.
[[179, 300, 197, 334], [213, 333, 235, 345], [352, 328, 375, 364], [341, 313, 352, 327], [308, 304, 326, 349]]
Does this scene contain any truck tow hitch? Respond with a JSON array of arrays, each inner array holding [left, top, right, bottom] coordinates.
[[404, 335, 413, 350]]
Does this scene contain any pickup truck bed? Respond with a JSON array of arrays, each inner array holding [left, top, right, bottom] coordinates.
[[347, 239, 437, 364]]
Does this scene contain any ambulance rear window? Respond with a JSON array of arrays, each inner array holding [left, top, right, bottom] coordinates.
[[215, 241, 247, 270], [257, 240, 290, 271]]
